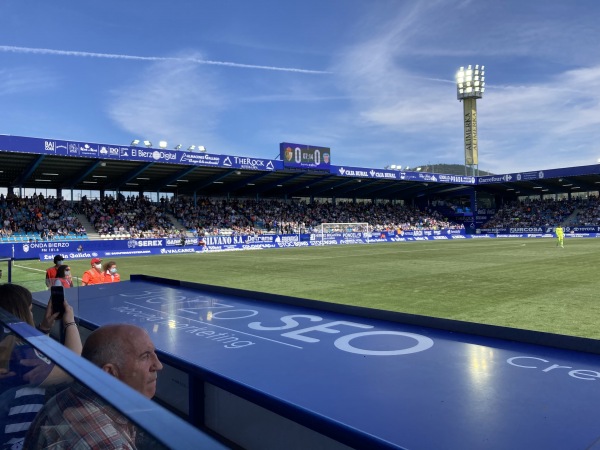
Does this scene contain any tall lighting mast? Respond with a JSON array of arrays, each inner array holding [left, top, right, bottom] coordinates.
[[456, 65, 485, 176]]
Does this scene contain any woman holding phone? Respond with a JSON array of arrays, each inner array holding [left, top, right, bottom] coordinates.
[[0, 283, 82, 448]]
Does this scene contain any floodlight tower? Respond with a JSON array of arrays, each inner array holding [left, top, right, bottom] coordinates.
[[456, 65, 485, 176]]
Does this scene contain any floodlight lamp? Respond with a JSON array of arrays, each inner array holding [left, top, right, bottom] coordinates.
[[143, 140, 152, 148], [390, 165, 396, 169], [198, 146, 206, 152], [131, 139, 140, 146], [457, 65, 486, 100], [158, 141, 168, 149], [174, 144, 182, 150], [416, 167, 422, 171], [187, 145, 196, 151]]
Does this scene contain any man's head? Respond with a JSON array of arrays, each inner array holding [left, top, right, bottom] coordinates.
[[91, 258, 102, 271], [53, 255, 64, 266], [82, 324, 163, 398]]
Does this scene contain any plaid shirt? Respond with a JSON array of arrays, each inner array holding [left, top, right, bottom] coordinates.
[[24, 383, 137, 449]]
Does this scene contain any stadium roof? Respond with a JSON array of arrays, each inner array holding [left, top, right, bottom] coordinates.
[[475, 172, 600, 198], [1, 134, 599, 201], [0, 148, 465, 200]]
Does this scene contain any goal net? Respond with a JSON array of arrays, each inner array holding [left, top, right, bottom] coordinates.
[[319, 222, 369, 240]]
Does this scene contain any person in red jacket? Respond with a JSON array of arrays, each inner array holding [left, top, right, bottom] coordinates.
[[102, 261, 121, 283], [45, 254, 64, 288], [81, 258, 104, 286], [52, 264, 74, 288]]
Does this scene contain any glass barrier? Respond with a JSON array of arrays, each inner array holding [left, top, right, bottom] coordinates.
[[1, 257, 36, 292], [0, 258, 10, 287], [0, 306, 228, 450]]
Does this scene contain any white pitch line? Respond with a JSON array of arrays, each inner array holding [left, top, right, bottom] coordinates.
[[12, 263, 82, 282]]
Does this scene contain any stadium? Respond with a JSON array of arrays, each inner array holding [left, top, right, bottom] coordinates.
[[1, 132, 600, 449], [5, 0, 600, 445]]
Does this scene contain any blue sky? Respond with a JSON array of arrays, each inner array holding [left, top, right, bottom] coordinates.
[[1, 0, 599, 175]]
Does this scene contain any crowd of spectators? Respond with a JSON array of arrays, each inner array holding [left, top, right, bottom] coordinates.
[[3, 192, 600, 241], [80, 194, 183, 239], [570, 195, 600, 226], [0, 192, 86, 240], [481, 197, 591, 229], [169, 197, 463, 236], [169, 197, 258, 237]]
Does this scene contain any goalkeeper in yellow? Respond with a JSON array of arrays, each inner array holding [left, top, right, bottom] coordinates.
[[555, 225, 564, 248]]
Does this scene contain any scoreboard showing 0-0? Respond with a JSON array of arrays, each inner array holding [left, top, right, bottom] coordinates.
[[280, 142, 331, 170]]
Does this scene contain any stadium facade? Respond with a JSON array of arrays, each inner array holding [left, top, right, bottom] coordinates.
[[1, 133, 599, 234]]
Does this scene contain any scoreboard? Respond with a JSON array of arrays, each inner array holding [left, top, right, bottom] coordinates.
[[280, 142, 330, 170]]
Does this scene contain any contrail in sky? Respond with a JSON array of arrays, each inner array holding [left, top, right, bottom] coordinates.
[[0, 45, 331, 74]]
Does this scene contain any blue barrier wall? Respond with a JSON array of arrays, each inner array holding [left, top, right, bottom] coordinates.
[[1, 229, 599, 261], [29, 276, 600, 450]]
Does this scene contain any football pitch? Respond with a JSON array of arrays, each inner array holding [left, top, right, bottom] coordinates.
[[10, 238, 600, 339]]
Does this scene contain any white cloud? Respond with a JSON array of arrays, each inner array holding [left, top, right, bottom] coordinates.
[[324, 1, 600, 173], [479, 65, 600, 171], [0, 67, 56, 96], [108, 53, 228, 145]]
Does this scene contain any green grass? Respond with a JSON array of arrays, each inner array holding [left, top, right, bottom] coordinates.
[[9, 238, 600, 339]]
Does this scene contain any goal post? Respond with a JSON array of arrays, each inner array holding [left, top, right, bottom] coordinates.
[[319, 222, 369, 240]]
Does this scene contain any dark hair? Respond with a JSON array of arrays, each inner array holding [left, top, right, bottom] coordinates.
[[103, 261, 117, 272], [0, 284, 34, 326], [53, 255, 64, 265], [56, 265, 71, 279]]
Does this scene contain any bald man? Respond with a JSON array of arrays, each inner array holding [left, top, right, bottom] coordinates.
[[25, 324, 164, 449]]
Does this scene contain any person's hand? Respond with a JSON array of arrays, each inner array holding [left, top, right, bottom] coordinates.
[[40, 297, 61, 331], [20, 358, 52, 384], [61, 300, 75, 324], [0, 367, 16, 380]]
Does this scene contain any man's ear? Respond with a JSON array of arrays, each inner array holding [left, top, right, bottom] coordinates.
[[102, 363, 119, 378]]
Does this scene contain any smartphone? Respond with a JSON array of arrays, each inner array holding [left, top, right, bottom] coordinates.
[[50, 286, 66, 319]]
